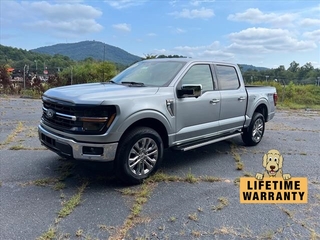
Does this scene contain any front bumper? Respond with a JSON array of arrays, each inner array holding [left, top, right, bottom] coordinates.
[[38, 125, 118, 162]]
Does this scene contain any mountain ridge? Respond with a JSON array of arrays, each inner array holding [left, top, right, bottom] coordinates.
[[31, 40, 142, 66]]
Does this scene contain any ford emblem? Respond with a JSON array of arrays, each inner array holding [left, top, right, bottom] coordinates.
[[46, 109, 55, 118]]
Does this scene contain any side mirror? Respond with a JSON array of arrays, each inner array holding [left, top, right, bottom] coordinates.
[[177, 84, 202, 98]]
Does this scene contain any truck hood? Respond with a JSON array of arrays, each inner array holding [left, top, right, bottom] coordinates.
[[43, 82, 159, 105]]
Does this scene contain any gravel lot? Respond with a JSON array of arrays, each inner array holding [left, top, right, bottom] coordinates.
[[0, 97, 319, 240]]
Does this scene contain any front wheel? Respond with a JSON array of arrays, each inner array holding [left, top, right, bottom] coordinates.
[[115, 127, 163, 184], [242, 112, 265, 146]]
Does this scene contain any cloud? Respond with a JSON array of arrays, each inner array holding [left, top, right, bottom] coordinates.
[[190, 0, 215, 6], [112, 23, 131, 32], [299, 18, 320, 27], [174, 41, 220, 51], [169, 7, 214, 19], [147, 33, 157, 37], [168, 27, 186, 34], [228, 8, 296, 26], [105, 0, 148, 9], [228, 27, 317, 53], [167, 45, 234, 61], [0, 1, 103, 38], [303, 29, 320, 42], [171, 41, 229, 59]]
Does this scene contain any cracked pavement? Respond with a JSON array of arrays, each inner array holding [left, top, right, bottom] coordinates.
[[0, 97, 319, 239]]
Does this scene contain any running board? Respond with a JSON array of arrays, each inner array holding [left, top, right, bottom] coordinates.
[[173, 132, 242, 151]]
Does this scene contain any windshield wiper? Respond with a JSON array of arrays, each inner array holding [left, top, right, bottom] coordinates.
[[121, 81, 145, 87], [108, 80, 118, 84]]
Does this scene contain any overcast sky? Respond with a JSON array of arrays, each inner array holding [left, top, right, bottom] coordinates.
[[1, 0, 319, 68]]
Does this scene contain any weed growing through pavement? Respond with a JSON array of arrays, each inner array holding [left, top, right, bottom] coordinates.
[[57, 181, 88, 218], [188, 212, 198, 221], [36, 227, 56, 240], [0, 121, 24, 146], [212, 197, 229, 211]]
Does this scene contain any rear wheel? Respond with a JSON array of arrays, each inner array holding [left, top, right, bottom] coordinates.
[[115, 127, 163, 184], [242, 112, 265, 146]]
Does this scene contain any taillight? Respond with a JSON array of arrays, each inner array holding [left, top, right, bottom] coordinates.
[[273, 93, 278, 106]]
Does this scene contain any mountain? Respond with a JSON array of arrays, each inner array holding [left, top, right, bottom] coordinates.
[[31, 41, 142, 66], [239, 64, 269, 72]]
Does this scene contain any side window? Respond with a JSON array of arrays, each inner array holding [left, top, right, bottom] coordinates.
[[216, 65, 240, 90], [180, 64, 214, 92]]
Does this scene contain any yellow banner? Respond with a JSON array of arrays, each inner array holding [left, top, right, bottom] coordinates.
[[240, 177, 308, 203]]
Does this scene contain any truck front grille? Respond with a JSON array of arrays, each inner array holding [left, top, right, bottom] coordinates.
[[41, 98, 116, 134]]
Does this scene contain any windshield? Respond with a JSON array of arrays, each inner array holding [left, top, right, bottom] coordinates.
[[111, 60, 186, 87]]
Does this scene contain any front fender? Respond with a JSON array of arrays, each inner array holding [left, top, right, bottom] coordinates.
[[116, 110, 174, 136]]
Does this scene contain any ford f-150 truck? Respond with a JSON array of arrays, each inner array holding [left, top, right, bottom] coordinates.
[[38, 58, 277, 183]]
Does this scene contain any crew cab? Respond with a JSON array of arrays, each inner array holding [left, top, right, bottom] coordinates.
[[38, 59, 277, 183]]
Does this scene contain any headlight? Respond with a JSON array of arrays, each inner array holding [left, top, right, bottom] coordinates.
[[79, 117, 108, 132]]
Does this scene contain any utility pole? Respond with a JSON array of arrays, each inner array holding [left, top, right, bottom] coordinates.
[[23, 64, 28, 90], [70, 66, 73, 85], [34, 60, 37, 74], [103, 43, 106, 81]]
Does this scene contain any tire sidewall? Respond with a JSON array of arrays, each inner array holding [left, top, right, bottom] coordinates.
[[242, 112, 265, 146], [249, 113, 265, 144], [116, 127, 163, 183]]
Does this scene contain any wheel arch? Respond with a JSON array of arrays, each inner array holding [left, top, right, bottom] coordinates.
[[119, 118, 169, 148], [254, 103, 268, 122]]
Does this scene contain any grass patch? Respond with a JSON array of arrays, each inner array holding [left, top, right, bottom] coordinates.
[[118, 188, 138, 196], [212, 197, 229, 211], [236, 162, 244, 170], [145, 172, 182, 183], [188, 212, 198, 221], [34, 178, 57, 187], [230, 143, 241, 162], [57, 181, 88, 218], [185, 170, 198, 183], [234, 177, 240, 186], [201, 175, 221, 182], [110, 181, 156, 240], [192, 230, 201, 238], [36, 227, 56, 240], [53, 182, 66, 191], [9, 144, 28, 150], [259, 230, 274, 239], [0, 121, 24, 146]]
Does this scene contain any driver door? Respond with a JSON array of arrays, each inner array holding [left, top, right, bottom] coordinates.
[[175, 64, 221, 143]]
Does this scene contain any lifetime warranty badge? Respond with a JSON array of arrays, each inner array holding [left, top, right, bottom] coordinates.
[[240, 149, 308, 203]]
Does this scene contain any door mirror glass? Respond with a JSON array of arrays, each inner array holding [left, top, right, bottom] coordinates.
[[177, 84, 202, 98]]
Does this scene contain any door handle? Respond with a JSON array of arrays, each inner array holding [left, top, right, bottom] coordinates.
[[238, 97, 246, 101], [210, 99, 220, 104]]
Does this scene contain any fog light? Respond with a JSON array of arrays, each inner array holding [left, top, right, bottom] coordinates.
[[83, 122, 105, 131], [83, 146, 103, 155]]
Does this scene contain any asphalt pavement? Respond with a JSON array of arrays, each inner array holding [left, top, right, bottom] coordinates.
[[0, 97, 319, 240]]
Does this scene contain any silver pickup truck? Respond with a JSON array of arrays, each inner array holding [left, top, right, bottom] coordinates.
[[38, 58, 277, 183]]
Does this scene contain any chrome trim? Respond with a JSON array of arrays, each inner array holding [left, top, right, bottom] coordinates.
[[166, 99, 174, 116], [176, 133, 241, 151], [42, 107, 77, 121], [38, 125, 118, 162]]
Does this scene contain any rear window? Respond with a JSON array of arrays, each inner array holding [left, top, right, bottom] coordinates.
[[216, 65, 240, 90]]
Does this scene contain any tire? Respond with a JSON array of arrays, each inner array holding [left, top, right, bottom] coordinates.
[[242, 112, 265, 146], [115, 127, 163, 184]]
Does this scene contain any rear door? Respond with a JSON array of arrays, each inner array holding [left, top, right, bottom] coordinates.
[[215, 64, 247, 131], [175, 64, 221, 143]]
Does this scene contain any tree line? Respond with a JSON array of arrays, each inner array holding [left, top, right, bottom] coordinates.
[[1, 44, 320, 97], [241, 61, 320, 85]]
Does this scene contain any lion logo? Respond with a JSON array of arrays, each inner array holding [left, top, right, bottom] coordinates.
[[255, 149, 291, 180]]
